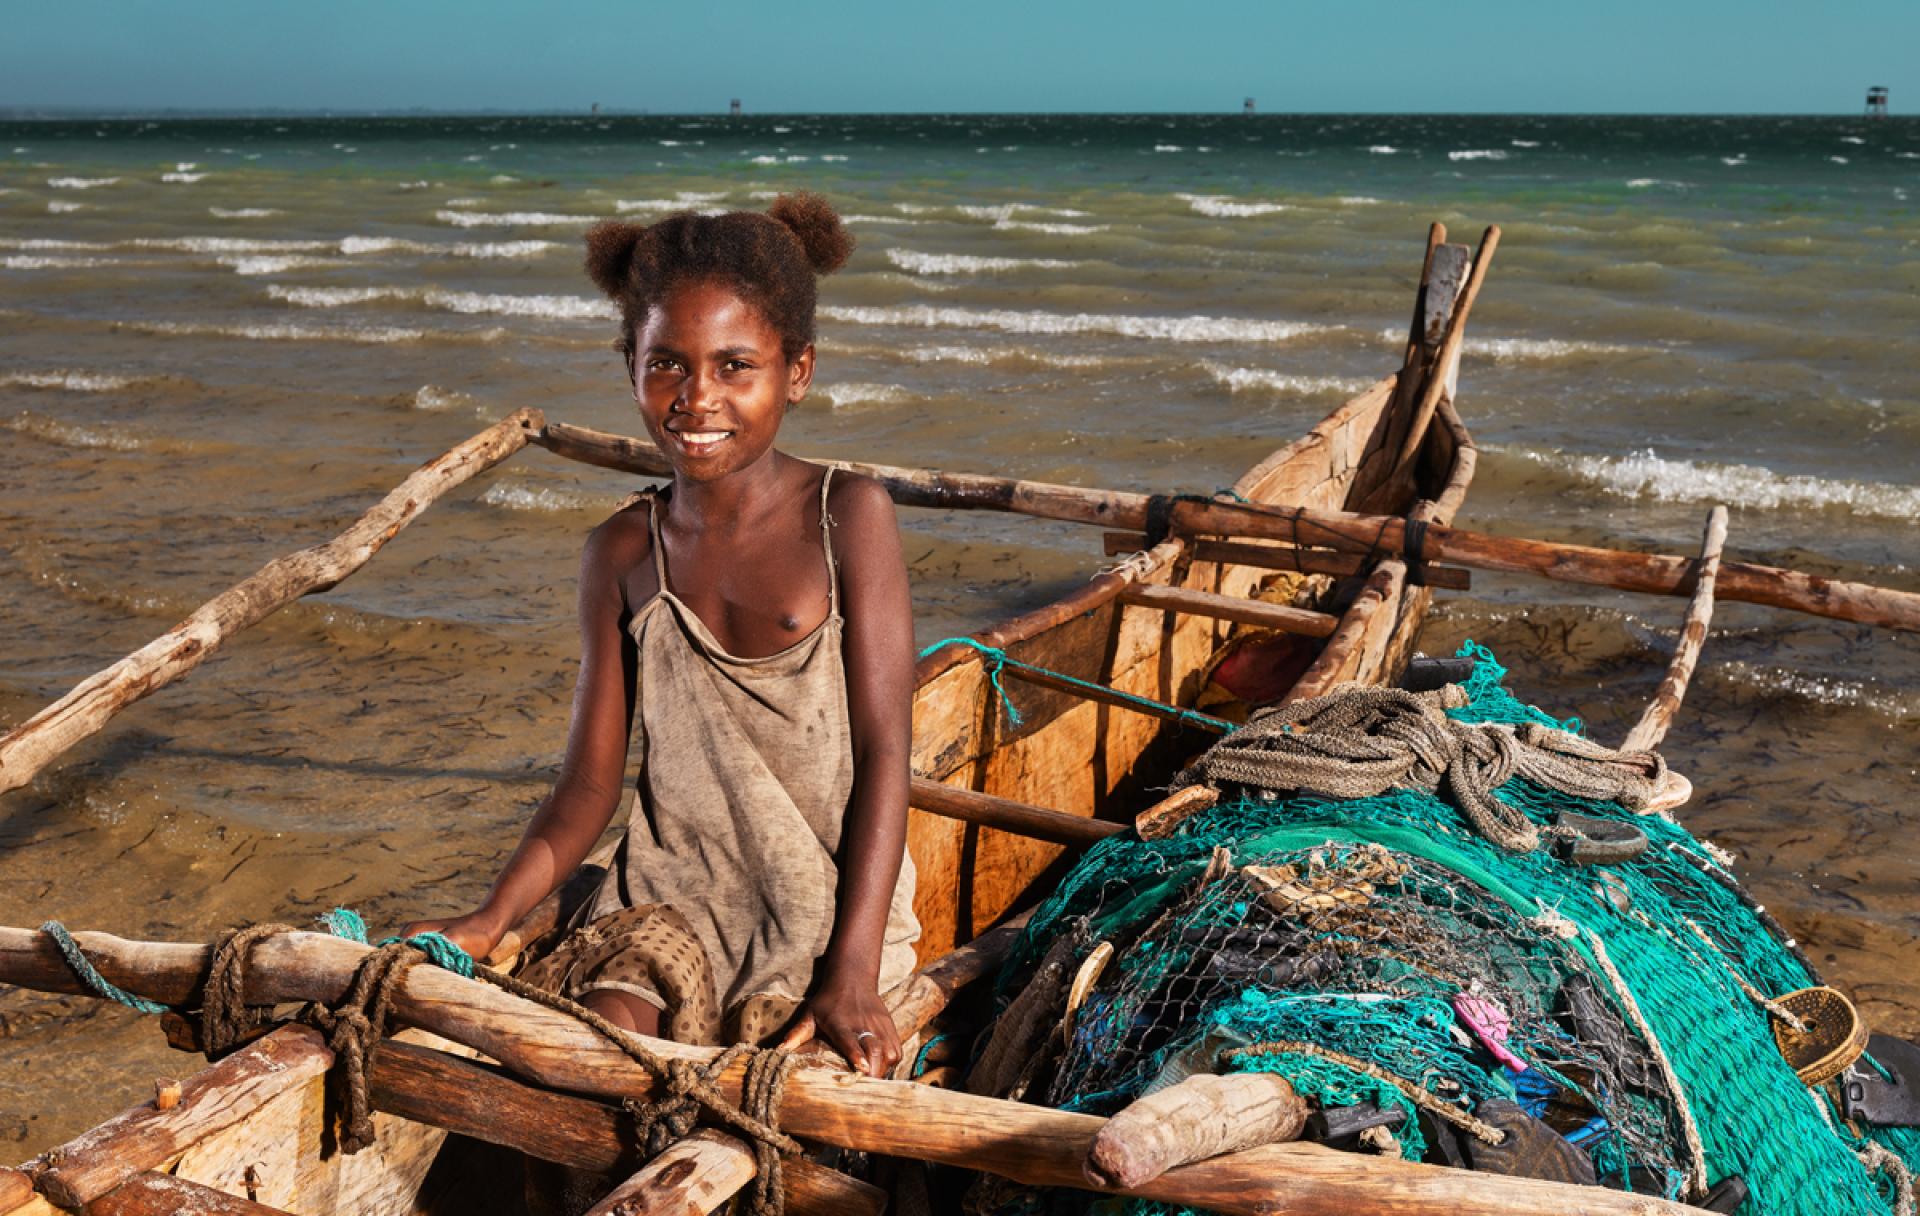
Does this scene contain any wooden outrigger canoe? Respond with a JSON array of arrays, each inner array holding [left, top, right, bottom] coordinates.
[[13, 218, 1913, 1215]]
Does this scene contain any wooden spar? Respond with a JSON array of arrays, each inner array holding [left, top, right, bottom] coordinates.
[[1393, 232, 1496, 473], [995, 664, 1229, 734], [26, 1026, 334, 1210], [1117, 583, 1339, 638], [0, 927, 1702, 1216], [1084, 1072, 1309, 1189], [85, 1173, 296, 1216], [0, 409, 546, 797], [1622, 506, 1729, 753], [0, 1171, 34, 1210], [537, 420, 1920, 632], [909, 777, 1126, 847], [884, 906, 1034, 1039], [1133, 785, 1219, 841], [582, 1131, 757, 1216], [1101, 532, 1472, 591], [371, 1042, 885, 1216]]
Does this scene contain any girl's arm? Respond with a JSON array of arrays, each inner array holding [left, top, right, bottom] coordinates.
[[778, 474, 914, 1077], [403, 515, 644, 957]]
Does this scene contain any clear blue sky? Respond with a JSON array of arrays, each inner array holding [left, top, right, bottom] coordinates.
[[5, 0, 1914, 115]]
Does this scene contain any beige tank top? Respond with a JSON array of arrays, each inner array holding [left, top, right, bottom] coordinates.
[[586, 468, 920, 1010]]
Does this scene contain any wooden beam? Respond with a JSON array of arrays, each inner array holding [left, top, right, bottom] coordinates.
[[909, 777, 1125, 847], [1622, 506, 1728, 753], [1102, 532, 1472, 591], [1394, 229, 1499, 472], [0, 926, 1705, 1216], [0, 410, 546, 796], [1085, 1073, 1308, 1189], [884, 907, 1034, 1041], [26, 1026, 333, 1210], [85, 1172, 295, 1216], [581, 1131, 757, 1216], [1118, 583, 1338, 638], [995, 665, 1230, 734], [0, 1171, 34, 1211], [1133, 786, 1218, 841]]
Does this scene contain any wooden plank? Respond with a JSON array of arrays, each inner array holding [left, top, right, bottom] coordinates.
[[1119, 583, 1338, 638], [1623, 506, 1729, 752], [27, 1026, 334, 1210], [0, 1171, 36, 1211], [1103, 533, 1471, 590], [0, 409, 545, 796], [998, 665, 1228, 734], [1393, 229, 1500, 471], [909, 777, 1124, 847], [85, 1171, 295, 1216]]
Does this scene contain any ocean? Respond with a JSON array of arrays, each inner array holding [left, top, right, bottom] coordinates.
[[2, 113, 1916, 1153]]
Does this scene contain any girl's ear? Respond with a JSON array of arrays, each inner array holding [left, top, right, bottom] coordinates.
[[786, 344, 816, 407]]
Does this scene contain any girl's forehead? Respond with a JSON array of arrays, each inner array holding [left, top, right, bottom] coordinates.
[[641, 280, 778, 346]]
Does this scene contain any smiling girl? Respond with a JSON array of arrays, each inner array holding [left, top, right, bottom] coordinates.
[[405, 194, 919, 1080]]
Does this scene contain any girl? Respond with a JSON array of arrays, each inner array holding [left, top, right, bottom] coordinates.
[[405, 193, 919, 1079]]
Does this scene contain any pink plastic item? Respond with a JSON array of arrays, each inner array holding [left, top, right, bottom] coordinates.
[[1453, 993, 1528, 1071]]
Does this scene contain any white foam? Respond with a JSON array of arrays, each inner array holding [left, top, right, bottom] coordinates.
[[1840, 136, 1866, 146], [435, 209, 596, 227], [133, 320, 432, 344], [1469, 336, 1636, 361], [1830, 156, 1850, 165], [1153, 144, 1184, 152], [993, 217, 1108, 235], [1202, 363, 1367, 396], [1721, 155, 1748, 167], [1716, 661, 1919, 719], [479, 482, 599, 513], [423, 289, 614, 320], [209, 207, 280, 218], [1340, 196, 1381, 205], [844, 214, 921, 225], [823, 303, 1332, 344], [0, 238, 111, 250], [335, 236, 556, 259], [1367, 145, 1399, 155], [676, 190, 727, 203], [161, 171, 207, 183], [1627, 178, 1689, 189], [47, 200, 86, 213], [489, 174, 518, 185], [138, 236, 333, 253], [955, 203, 1091, 221], [1511, 139, 1542, 148], [412, 384, 472, 411], [1448, 149, 1509, 161], [615, 198, 685, 213], [399, 180, 432, 190], [268, 285, 409, 307], [820, 154, 848, 162], [898, 344, 1105, 369], [47, 176, 119, 189], [1512, 446, 1920, 520], [1177, 193, 1292, 218], [819, 382, 916, 409], [219, 255, 346, 275], [1, 371, 139, 392], [885, 249, 1081, 275], [5, 254, 117, 269], [5, 411, 145, 451]]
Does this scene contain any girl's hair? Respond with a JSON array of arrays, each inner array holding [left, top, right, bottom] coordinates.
[[583, 192, 853, 365]]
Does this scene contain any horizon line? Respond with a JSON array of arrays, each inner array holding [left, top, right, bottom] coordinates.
[[0, 106, 1903, 122]]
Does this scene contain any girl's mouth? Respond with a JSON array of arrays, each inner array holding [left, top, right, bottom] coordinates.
[[671, 430, 733, 454]]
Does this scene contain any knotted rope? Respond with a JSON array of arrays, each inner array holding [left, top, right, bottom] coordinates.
[[1176, 684, 1666, 853]]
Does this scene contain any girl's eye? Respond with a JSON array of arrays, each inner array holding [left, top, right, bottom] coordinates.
[[724, 360, 752, 373], [647, 358, 682, 373]]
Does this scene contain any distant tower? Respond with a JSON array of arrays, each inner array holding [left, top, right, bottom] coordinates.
[[1866, 86, 1889, 118], [730, 98, 742, 117], [1244, 97, 1256, 116]]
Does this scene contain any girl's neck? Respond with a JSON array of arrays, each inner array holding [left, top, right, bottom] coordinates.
[[666, 447, 795, 529]]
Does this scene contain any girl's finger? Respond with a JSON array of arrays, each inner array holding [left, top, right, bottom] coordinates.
[[775, 1013, 817, 1053]]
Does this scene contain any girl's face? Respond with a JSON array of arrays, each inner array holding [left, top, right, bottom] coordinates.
[[632, 279, 814, 483]]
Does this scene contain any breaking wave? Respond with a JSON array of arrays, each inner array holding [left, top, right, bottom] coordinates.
[[823, 304, 1333, 345], [47, 176, 119, 189], [1, 370, 141, 392], [817, 382, 918, 409], [884, 249, 1081, 275], [1202, 363, 1368, 396], [1177, 193, 1293, 218], [479, 482, 602, 513], [435, 209, 597, 228], [1504, 446, 1920, 520], [128, 320, 436, 344], [5, 411, 145, 451]]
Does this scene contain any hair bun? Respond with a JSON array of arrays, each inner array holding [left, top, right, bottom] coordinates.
[[767, 192, 853, 275], [583, 220, 648, 298]]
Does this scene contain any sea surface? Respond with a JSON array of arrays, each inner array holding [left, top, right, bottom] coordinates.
[[2, 113, 1917, 1155]]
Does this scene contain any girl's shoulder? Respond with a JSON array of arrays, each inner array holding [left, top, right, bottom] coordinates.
[[580, 491, 659, 606], [819, 466, 895, 531]]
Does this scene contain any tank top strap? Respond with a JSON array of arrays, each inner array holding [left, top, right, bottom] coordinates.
[[818, 466, 839, 618], [644, 489, 670, 594]]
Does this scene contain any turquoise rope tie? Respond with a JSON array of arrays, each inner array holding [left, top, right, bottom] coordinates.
[[919, 636, 1232, 735], [321, 906, 475, 979], [39, 920, 168, 1014]]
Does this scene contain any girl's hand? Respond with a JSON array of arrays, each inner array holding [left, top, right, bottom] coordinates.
[[398, 910, 506, 962], [777, 976, 901, 1078]]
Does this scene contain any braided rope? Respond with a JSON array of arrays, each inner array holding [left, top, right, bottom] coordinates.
[[1225, 1039, 1507, 1146], [921, 636, 1233, 734], [38, 921, 169, 1014]]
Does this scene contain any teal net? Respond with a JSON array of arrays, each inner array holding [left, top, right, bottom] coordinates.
[[970, 642, 1920, 1216]]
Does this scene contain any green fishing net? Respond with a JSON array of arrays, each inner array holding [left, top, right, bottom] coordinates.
[[974, 642, 1920, 1216]]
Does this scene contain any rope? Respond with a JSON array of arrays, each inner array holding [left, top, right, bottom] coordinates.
[[920, 636, 1233, 734], [1582, 926, 1710, 1199], [38, 921, 168, 1014], [1225, 1039, 1507, 1146], [1860, 1140, 1917, 1216], [1178, 684, 1666, 853]]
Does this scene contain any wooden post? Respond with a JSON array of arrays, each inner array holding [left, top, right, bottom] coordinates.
[[1622, 506, 1728, 753], [1117, 584, 1338, 638], [1085, 1072, 1309, 1189], [909, 778, 1125, 847], [0, 410, 545, 796], [580, 1131, 758, 1216], [1394, 230, 1499, 472], [0, 926, 1705, 1216]]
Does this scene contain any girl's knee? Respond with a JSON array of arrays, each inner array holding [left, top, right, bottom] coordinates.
[[580, 988, 663, 1037]]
